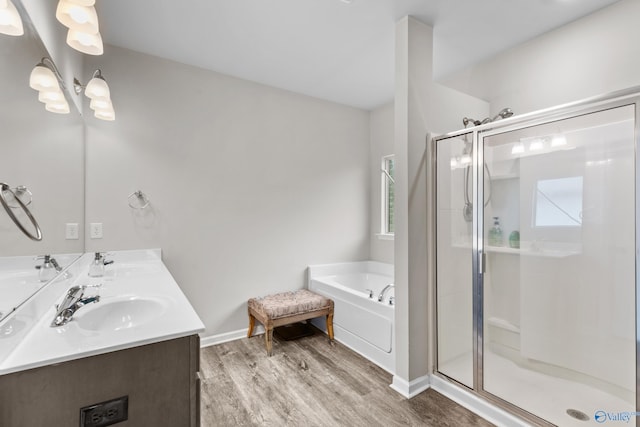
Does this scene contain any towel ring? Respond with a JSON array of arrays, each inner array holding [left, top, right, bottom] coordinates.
[[128, 190, 150, 210], [6, 185, 33, 209], [0, 182, 42, 241]]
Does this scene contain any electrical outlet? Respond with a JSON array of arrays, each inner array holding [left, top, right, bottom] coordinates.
[[65, 223, 79, 240], [90, 223, 103, 239], [80, 396, 128, 427]]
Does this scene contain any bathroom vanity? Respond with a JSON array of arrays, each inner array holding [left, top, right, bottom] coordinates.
[[0, 249, 204, 427]]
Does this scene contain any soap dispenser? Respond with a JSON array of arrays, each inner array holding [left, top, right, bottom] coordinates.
[[488, 217, 504, 247], [36, 255, 56, 282], [88, 252, 113, 277]]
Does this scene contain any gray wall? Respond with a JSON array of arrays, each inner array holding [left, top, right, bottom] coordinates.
[[394, 17, 489, 388], [0, 33, 84, 256], [442, 0, 640, 115], [84, 46, 371, 340]]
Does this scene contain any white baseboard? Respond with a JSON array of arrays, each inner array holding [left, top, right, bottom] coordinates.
[[200, 325, 265, 348], [430, 375, 530, 427], [390, 374, 431, 398]]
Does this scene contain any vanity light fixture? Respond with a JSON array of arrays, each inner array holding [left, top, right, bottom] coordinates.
[[56, 0, 103, 55], [29, 58, 70, 114], [0, 0, 23, 36], [74, 69, 115, 121]]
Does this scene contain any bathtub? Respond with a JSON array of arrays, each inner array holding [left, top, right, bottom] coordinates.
[[307, 261, 395, 374]]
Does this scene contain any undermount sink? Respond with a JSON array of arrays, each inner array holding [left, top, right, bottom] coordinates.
[[75, 297, 168, 332]]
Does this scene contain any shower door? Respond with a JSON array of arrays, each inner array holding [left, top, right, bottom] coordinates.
[[435, 95, 638, 426], [435, 132, 475, 388]]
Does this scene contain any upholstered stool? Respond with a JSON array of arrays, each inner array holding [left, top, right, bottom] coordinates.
[[247, 289, 334, 356]]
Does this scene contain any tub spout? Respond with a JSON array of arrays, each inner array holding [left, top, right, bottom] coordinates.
[[378, 284, 394, 302]]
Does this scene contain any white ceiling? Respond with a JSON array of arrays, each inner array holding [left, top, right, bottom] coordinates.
[[96, 0, 621, 110]]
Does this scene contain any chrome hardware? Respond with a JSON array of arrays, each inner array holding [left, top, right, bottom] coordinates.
[[378, 284, 394, 302], [128, 190, 150, 209], [388, 296, 394, 306], [0, 182, 42, 241], [51, 285, 100, 327], [365, 289, 374, 298], [35, 255, 62, 272]]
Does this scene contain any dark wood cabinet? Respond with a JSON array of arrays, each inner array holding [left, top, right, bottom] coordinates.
[[0, 335, 200, 427]]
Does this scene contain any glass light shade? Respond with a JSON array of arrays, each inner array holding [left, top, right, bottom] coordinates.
[[89, 98, 112, 111], [29, 65, 58, 91], [85, 75, 110, 99], [551, 134, 567, 147], [529, 139, 544, 151], [38, 88, 65, 104], [0, 0, 24, 36], [66, 28, 103, 55], [45, 100, 70, 114], [94, 109, 115, 121], [56, 1, 98, 33]]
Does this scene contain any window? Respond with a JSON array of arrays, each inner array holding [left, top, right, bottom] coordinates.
[[381, 155, 395, 235]]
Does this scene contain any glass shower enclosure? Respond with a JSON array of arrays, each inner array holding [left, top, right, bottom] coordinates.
[[434, 90, 638, 426]]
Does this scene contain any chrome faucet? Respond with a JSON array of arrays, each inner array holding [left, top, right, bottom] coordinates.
[[50, 285, 100, 327], [378, 284, 394, 303], [35, 255, 62, 282]]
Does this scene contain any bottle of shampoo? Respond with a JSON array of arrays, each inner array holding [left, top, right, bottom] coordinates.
[[488, 217, 503, 247]]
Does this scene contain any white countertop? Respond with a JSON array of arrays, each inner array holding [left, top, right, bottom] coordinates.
[[0, 249, 204, 375]]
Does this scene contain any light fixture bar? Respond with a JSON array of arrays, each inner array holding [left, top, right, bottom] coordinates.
[[29, 57, 70, 115], [74, 69, 115, 121], [56, 0, 104, 56]]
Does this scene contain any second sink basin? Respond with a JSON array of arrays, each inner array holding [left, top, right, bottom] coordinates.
[[75, 297, 168, 332]]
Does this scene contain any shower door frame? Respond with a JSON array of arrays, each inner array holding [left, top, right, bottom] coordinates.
[[432, 86, 640, 427]]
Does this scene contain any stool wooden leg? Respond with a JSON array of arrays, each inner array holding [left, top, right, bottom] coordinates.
[[326, 311, 334, 341], [265, 326, 274, 356], [247, 313, 256, 338]]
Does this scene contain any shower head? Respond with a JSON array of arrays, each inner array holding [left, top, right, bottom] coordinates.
[[480, 107, 514, 125], [494, 107, 513, 120]]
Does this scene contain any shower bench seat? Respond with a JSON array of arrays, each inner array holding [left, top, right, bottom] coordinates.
[[247, 289, 334, 356]]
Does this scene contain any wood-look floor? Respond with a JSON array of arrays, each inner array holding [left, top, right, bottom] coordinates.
[[200, 328, 494, 427]]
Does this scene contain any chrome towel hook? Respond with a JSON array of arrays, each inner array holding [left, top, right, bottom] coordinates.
[[127, 190, 150, 210]]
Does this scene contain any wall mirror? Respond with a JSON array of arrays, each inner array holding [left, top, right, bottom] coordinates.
[[0, 2, 84, 321]]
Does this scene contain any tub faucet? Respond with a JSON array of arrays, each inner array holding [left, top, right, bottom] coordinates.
[[35, 255, 62, 282], [51, 285, 100, 327], [378, 284, 394, 302]]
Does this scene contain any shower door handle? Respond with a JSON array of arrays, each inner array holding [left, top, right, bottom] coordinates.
[[482, 253, 486, 273]]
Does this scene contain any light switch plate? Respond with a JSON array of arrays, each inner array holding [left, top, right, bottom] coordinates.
[[90, 223, 103, 239], [65, 223, 79, 240]]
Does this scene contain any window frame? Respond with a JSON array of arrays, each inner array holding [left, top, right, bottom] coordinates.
[[379, 154, 395, 238]]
